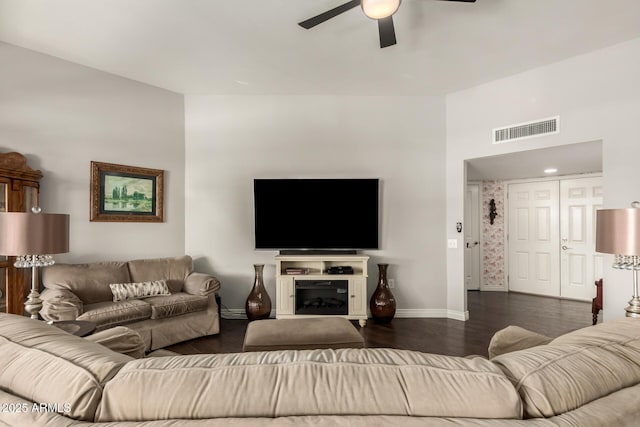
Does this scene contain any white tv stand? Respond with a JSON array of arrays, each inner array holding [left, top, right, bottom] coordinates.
[[275, 254, 369, 327]]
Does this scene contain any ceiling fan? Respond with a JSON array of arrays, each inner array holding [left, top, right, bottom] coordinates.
[[298, 0, 477, 48]]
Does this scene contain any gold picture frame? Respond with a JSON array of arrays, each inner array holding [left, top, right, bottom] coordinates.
[[90, 161, 164, 222]]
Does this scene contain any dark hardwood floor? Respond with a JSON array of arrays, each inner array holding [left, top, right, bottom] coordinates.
[[165, 291, 595, 358]]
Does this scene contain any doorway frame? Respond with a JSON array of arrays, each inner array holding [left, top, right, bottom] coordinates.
[[465, 181, 482, 291]]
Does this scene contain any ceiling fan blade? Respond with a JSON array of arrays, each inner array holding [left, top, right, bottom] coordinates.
[[298, 0, 360, 29], [378, 16, 397, 48]]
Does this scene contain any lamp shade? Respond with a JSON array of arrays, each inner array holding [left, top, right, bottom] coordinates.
[[0, 212, 69, 255], [596, 208, 640, 255]]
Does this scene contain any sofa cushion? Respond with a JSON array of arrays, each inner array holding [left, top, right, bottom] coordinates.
[[110, 280, 172, 302], [78, 299, 152, 330], [96, 348, 522, 421], [127, 255, 193, 293], [0, 313, 131, 421], [42, 261, 131, 304], [144, 292, 209, 320], [492, 317, 640, 418]]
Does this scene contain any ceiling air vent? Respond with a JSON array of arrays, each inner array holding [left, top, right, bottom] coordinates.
[[493, 116, 559, 144]]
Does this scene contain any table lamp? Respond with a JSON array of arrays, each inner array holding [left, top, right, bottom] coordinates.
[[0, 207, 69, 319], [595, 202, 640, 318]]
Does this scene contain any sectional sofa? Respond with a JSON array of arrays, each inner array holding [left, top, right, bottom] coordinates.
[[1, 313, 640, 425]]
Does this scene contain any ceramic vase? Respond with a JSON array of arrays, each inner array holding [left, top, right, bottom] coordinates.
[[245, 264, 272, 321], [369, 263, 396, 323]]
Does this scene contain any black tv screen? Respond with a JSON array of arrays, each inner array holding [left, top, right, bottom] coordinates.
[[254, 179, 379, 250]]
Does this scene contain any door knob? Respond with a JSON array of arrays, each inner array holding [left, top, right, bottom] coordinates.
[[562, 245, 573, 250]]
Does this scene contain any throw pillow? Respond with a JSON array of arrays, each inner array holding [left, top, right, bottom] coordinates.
[[110, 280, 171, 302]]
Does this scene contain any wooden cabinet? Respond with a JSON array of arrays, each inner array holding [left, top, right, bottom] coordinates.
[[0, 152, 42, 315], [275, 254, 369, 326]]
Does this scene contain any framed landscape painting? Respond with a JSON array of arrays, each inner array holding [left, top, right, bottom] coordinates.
[[90, 161, 164, 222]]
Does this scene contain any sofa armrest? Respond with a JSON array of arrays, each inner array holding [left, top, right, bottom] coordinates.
[[40, 288, 83, 321], [85, 326, 145, 359], [183, 272, 221, 296], [488, 325, 552, 359]]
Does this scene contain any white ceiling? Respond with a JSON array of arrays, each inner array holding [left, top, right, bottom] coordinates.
[[2, 0, 640, 96], [466, 141, 603, 181], [0, 1, 630, 178]]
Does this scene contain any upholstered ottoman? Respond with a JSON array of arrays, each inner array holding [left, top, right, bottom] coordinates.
[[242, 317, 365, 352]]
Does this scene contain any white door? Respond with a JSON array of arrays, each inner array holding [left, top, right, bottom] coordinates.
[[464, 183, 481, 290], [508, 181, 560, 297], [560, 177, 604, 301]]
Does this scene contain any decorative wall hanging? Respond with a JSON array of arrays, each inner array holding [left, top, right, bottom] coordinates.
[[489, 198, 498, 225], [90, 161, 164, 222]]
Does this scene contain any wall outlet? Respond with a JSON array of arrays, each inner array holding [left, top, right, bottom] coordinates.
[[448, 239, 458, 249], [388, 279, 395, 288]]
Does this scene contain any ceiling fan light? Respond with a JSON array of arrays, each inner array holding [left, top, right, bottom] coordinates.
[[361, 0, 401, 20]]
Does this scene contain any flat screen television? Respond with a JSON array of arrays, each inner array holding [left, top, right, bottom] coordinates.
[[254, 178, 379, 251]]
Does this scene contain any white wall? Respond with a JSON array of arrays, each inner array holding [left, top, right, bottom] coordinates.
[[185, 95, 452, 317], [8, 34, 636, 322], [0, 43, 186, 262], [446, 37, 640, 321]]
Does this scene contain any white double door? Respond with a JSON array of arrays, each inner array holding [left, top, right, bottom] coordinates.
[[507, 176, 603, 301]]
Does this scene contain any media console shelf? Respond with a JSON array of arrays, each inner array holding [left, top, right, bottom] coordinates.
[[275, 254, 369, 327]]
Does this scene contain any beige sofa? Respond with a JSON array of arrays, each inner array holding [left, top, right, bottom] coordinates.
[[2, 313, 640, 426], [39, 255, 221, 351]]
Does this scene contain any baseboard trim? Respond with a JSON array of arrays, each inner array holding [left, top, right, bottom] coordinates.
[[220, 308, 249, 320], [447, 309, 470, 321], [394, 309, 468, 321], [223, 308, 469, 321]]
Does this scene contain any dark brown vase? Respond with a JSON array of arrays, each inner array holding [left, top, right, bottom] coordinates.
[[369, 263, 396, 323], [245, 264, 271, 321]]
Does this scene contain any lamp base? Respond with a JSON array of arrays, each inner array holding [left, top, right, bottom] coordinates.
[[24, 288, 42, 320], [625, 296, 640, 318], [15, 261, 48, 320]]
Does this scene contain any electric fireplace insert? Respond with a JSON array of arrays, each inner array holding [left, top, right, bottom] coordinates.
[[295, 279, 348, 315]]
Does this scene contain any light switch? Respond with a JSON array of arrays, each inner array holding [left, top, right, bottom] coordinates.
[[448, 239, 458, 249]]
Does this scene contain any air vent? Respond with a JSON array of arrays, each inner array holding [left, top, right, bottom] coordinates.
[[493, 116, 559, 144]]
